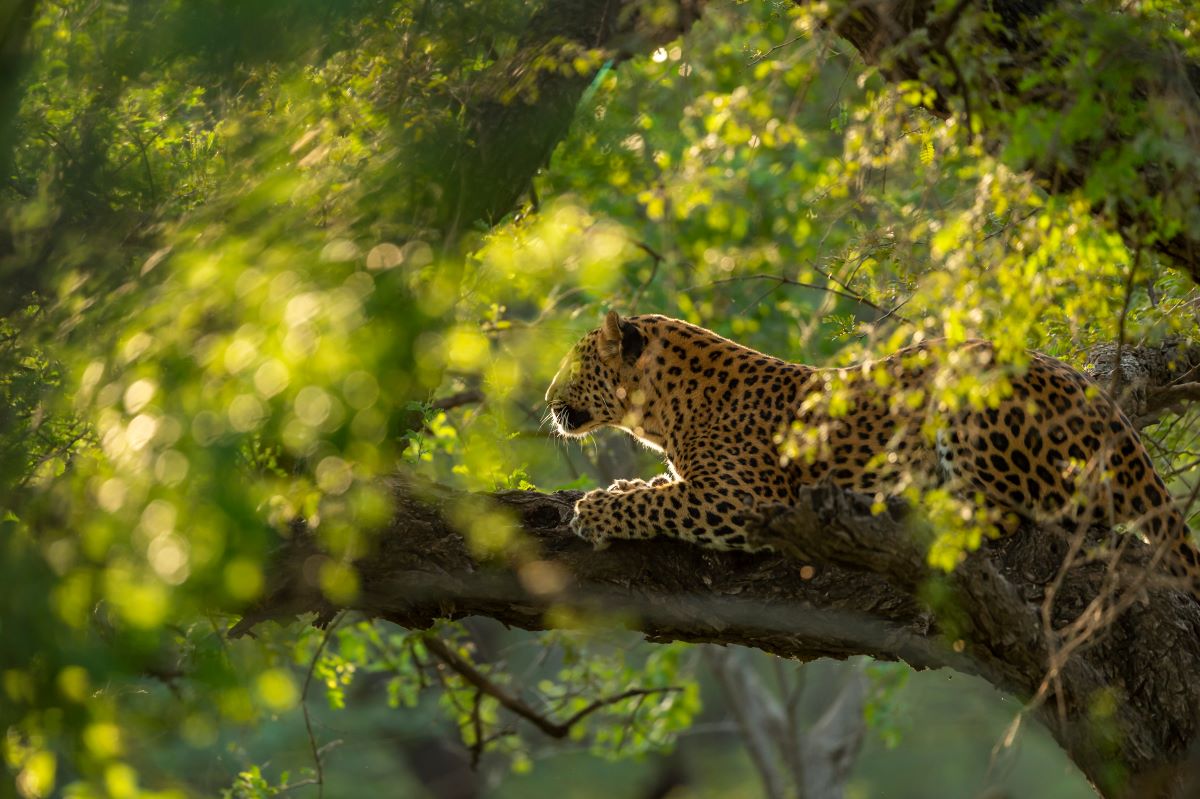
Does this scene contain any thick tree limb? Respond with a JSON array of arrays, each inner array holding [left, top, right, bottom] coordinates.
[[800, 664, 868, 797], [1086, 339, 1200, 428], [231, 480, 946, 668], [231, 474, 1200, 798], [702, 647, 794, 799]]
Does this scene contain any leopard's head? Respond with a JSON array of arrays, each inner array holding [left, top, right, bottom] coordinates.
[[545, 311, 649, 440]]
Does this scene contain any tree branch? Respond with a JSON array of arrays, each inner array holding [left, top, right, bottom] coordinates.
[[423, 633, 677, 740], [231, 469, 1200, 797], [1086, 339, 1200, 428], [799, 663, 868, 796]]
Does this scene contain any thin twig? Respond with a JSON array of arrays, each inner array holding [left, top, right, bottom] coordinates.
[[687, 273, 909, 324], [431, 389, 485, 411], [1110, 240, 1143, 400], [302, 612, 346, 798], [423, 633, 678, 739], [631, 240, 666, 312], [937, 46, 974, 139], [558, 687, 681, 730], [469, 689, 485, 768], [17, 427, 89, 488], [750, 35, 805, 65], [929, 0, 976, 51]]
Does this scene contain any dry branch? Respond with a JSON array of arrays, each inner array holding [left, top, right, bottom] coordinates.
[[422, 633, 676, 740]]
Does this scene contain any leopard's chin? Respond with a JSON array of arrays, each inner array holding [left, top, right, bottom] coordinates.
[[555, 421, 602, 438]]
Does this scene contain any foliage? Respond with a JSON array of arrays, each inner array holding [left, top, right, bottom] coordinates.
[[1, 0, 1197, 795], [863, 661, 911, 750]]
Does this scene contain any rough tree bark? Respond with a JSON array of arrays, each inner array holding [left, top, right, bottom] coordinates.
[[231, 340, 1200, 799], [1086, 340, 1200, 429]]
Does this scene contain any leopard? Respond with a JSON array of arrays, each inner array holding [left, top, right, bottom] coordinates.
[[544, 311, 1200, 595]]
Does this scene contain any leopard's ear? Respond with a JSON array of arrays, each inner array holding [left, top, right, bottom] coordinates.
[[599, 310, 623, 359], [602, 310, 622, 342], [600, 311, 645, 363]]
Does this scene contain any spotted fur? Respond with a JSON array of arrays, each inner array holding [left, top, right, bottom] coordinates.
[[545, 312, 1200, 593]]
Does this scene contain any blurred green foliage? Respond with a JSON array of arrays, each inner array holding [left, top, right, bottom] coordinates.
[[1, 0, 1197, 795]]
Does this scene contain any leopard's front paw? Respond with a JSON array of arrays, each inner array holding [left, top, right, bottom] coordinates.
[[570, 489, 612, 550]]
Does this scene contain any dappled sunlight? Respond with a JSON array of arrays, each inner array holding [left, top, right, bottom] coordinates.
[[2, 0, 1199, 796]]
